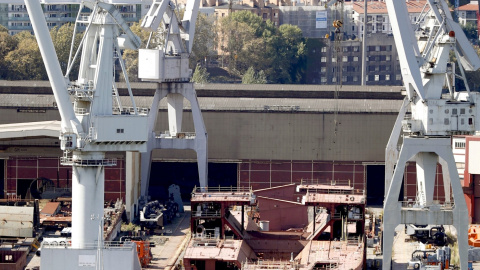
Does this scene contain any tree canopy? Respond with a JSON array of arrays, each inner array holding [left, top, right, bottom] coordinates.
[[0, 23, 83, 80], [218, 11, 307, 84]]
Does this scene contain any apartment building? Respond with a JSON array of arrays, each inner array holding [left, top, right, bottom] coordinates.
[[307, 33, 402, 86], [458, 1, 478, 27], [196, 0, 280, 26], [5, 3, 147, 35], [351, 0, 428, 38]]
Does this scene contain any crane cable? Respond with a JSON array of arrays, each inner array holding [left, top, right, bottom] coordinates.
[[332, 0, 344, 140]]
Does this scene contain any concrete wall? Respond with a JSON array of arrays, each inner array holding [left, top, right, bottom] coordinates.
[[153, 111, 397, 162]]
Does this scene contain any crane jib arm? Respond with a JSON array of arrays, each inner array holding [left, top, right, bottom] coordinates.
[[24, 0, 83, 135]]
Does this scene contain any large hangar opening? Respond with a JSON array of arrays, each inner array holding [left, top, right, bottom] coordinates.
[[148, 162, 238, 202], [366, 165, 385, 206]]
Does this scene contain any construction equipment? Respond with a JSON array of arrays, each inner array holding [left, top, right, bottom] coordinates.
[[383, 0, 480, 269], [405, 225, 447, 246], [407, 246, 451, 270]]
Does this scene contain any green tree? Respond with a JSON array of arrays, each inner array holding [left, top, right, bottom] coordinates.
[[242, 66, 266, 84], [219, 11, 306, 83], [461, 22, 478, 41], [0, 30, 18, 79], [5, 31, 47, 80], [50, 23, 82, 79], [191, 64, 210, 84], [191, 13, 217, 68]]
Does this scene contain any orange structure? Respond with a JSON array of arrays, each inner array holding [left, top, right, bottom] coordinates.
[[468, 225, 480, 247], [133, 241, 152, 267]]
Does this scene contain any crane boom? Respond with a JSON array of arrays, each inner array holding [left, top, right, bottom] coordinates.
[[386, 0, 424, 100], [24, 0, 83, 142]]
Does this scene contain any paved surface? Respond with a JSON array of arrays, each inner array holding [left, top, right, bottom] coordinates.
[[144, 205, 191, 269], [391, 225, 420, 270]]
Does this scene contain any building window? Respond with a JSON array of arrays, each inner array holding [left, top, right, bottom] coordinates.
[[116, 129, 124, 134], [375, 75, 379, 81], [455, 142, 466, 149], [321, 67, 326, 72], [386, 74, 390, 81], [342, 76, 347, 82], [321, 57, 327, 62], [342, 56, 348, 62], [386, 55, 391, 61], [353, 46, 359, 52], [353, 76, 358, 82], [321, 77, 327, 83], [332, 77, 337, 83], [396, 74, 402, 80], [321, 47, 327, 52], [332, 58, 337, 62]]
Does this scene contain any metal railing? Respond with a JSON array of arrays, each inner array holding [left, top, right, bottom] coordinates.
[[191, 210, 221, 218], [42, 241, 136, 251], [242, 260, 301, 270], [192, 186, 253, 194], [300, 178, 352, 187], [400, 201, 455, 210], [60, 157, 117, 167], [156, 131, 196, 139]]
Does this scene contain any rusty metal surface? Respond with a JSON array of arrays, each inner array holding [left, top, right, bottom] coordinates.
[[304, 193, 366, 205]]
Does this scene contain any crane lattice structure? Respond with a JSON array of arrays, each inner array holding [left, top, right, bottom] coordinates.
[[24, 0, 206, 269], [383, 0, 480, 269]]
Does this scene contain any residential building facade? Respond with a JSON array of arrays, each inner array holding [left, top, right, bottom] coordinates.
[[306, 33, 402, 86], [4, 3, 147, 35], [458, 1, 478, 27]]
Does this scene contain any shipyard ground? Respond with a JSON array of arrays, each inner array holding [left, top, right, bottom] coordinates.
[[24, 205, 480, 269], [144, 205, 191, 269], [25, 205, 191, 270], [381, 225, 480, 270]]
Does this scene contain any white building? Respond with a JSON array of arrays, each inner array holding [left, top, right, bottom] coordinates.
[[5, 3, 149, 35], [458, 0, 478, 27], [351, 0, 428, 39]]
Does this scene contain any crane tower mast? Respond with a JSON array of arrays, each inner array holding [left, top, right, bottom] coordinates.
[[383, 0, 480, 269], [24, 0, 205, 268]]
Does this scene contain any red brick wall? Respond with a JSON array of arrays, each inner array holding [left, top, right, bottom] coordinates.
[[5, 157, 125, 201], [403, 162, 446, 202], [238, 160, 366, 191]]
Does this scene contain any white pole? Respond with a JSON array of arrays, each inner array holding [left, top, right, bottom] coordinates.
[[361, 0, 367, 86]]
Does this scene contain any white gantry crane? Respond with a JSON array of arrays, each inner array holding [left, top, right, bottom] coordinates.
[[138, 0, 208, 199], [25, 0, 205, 268], [384, 0, 480, 269]]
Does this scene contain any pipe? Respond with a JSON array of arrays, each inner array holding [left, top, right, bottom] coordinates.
[[24, 0, 82, 134]]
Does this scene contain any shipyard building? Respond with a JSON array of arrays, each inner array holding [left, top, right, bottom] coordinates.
[[0, 82, 403, 203]]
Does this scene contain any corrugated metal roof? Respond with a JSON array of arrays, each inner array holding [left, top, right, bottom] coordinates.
[[0, 80, 404, 94], [0, 120, 61, 139], [0, 94, 403, 113]]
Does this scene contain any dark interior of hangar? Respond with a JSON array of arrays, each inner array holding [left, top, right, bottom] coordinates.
[[148, 162, 237, 202], [366, 164, 404, 206], [366, 165, 385, 206]]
